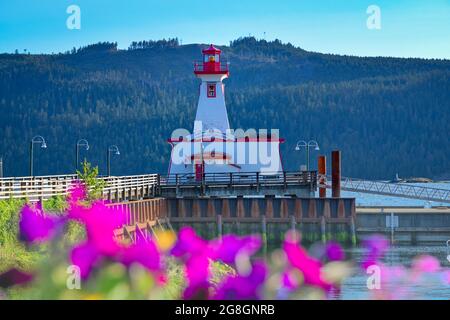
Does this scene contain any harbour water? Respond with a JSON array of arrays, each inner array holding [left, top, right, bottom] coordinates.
[[335, 245, 450, 300], [331, 183, 450, 299]]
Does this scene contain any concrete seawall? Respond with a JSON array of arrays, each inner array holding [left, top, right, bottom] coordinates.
[[356, 207, 450, 245]]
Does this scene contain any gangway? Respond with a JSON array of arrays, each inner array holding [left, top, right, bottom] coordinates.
[[321, 175, 450, 204]]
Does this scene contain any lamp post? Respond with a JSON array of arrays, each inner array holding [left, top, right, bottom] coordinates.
[[29, 135, 47, 176], [107, 145, 120, 176], [76, 139, 89, 172], [295, 140, 320, 171]]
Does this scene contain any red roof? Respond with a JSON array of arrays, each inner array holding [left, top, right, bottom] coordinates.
[[202, 44, 221, 54]]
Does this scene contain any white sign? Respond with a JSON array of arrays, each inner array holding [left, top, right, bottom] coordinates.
[[386, 213, 399, 228]]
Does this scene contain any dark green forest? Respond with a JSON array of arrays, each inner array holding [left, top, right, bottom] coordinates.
[[0, 37, 449, 179]]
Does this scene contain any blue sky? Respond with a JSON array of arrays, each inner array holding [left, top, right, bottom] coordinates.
[[0, 0, 449, 58]]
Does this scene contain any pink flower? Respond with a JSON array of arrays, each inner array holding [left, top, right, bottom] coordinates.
[[19, 203, 61, 243], [171, 227, 207, 257], [210, 234, 261, 264], [361, 234, 389, 270], [412, 255, 440, 273], [325, 241, 345, 261], [71, 242, 99, 279], [69, 201, 125, 256], [213, 261, 267, 300], [68, 200, 127, 279], [0, 268, 34, 288], [281, 268, 299, 290], [170, 227, 211, 299], [67, 181, 87, 205], [444, 270, 450, 285], [283, 234, 332, 291], [120, 230, 161, 272]]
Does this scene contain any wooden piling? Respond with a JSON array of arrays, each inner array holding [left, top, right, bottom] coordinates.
[[261, 214, 267, 256], [321, 215, 326, 243], [217, 214, 223, 240]]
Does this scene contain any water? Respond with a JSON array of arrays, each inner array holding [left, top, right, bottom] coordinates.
[[334, 245, 450, 300], [331, 183, 450, 299]]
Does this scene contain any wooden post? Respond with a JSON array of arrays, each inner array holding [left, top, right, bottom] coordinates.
[[318, 155, 326, 198], [321, 215, 326, 243], [331, 150, 341, 198], [217, 214, 223, 240], [350, 216, 357, 246], [290, 214, 296, 235], [261, 214, 267, 257]]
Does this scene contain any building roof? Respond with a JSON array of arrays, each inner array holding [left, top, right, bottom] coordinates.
[[202, 44, 221, 54]]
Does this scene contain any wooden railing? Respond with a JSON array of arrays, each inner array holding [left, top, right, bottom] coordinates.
[[0, 174, 159, 202]]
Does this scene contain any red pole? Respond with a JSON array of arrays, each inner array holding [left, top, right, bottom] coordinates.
[[318, 155, 326, 198], [331, 150, 341, 198]]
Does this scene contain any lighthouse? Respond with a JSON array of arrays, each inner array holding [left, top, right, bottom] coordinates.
[[167, 45, 284, 180]]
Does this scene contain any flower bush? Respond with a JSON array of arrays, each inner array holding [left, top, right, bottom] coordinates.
[[0, 182, 448, 300]]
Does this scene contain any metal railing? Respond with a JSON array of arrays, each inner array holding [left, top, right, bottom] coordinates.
[[321, 175, 450, 204], [160, 171, 317, 188], [193, 61, 229, 73]]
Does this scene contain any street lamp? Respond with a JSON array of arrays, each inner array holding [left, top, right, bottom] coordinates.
[[30, 135, 47, 176], [107, 145, 120, 176], [76, 139, 89, 172], [295, 140, 320, 171]]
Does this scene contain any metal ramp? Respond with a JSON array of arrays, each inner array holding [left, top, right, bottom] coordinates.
[[321, 176, 450, 204]]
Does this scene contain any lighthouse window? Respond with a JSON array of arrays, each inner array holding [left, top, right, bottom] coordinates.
[[207, 83, 216, 98]]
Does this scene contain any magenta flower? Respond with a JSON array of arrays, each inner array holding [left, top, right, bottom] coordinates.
[[67, 181, 87, 205], [0, 268, 34, 288], [361, 234, 389, 270], [68, 201, 127, 279], [281, 268, 299, 290], [171, 227, 208, 257], [120, 230, 161, 272], [213, 261, 267, 300], [183, 254, 211, 299], [325, 241, 345, 261], [69, 201, 125, 256], [19, 203, 61, 243], [412, 255, 440, 273], [170, 227, 211, 299], [210, 234, 261, 264], [283, 235, 331, 291], [71, 242, 100, 279]]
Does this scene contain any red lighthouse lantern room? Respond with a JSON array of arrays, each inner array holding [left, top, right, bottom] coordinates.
[[194, 44, 229, 75]]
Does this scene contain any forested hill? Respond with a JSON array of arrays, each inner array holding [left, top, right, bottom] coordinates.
[[1, 37, 449, 179]]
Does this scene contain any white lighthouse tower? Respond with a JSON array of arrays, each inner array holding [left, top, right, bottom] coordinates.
[[193, 44, 230, 134], [167, 45, 284, 180]]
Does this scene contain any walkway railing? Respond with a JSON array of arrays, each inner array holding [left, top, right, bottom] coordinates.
[[160, 171, 317, 187], [321, 175, 450, 204], [0, 174, 159, 202]]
